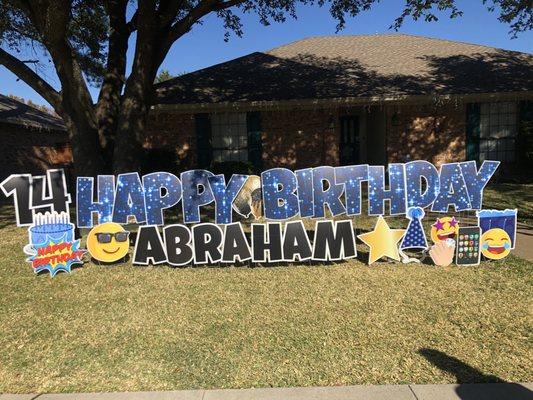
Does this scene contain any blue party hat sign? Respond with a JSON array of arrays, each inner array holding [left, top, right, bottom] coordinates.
[[400, 207, 428, 251]]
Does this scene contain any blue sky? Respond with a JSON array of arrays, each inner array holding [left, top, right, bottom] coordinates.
[[1, 0, 532, 107]]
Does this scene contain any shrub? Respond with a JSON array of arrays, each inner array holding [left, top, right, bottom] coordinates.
[[141, 148, 178, 174]]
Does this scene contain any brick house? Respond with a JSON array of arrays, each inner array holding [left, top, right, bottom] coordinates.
[[150, 34, 533, 179], [0, 95, 71, 181]]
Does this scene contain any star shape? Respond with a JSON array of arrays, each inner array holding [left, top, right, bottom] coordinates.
[[433, 219, 445, 231], [358, 216, 406, 265]]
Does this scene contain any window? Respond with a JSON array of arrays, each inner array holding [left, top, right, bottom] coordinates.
[[211, 113, 248, 162], [479, 102, 517, 163]]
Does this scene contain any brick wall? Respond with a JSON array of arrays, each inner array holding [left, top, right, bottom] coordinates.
[[147, 102, 467, 171], [0, 122, 72, 181], [144, 112, 196, 170], [260, 108, 339, 169], [0, 102, 473, 180], [386, 102, 466, 166], [146, 108, 341, 171]]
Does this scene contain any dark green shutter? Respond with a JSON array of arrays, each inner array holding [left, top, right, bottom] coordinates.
[[247, 111, 262, 171], [518, 100, 533, 166], [466, 103, 480, 161], [195, 113, 212, 168]]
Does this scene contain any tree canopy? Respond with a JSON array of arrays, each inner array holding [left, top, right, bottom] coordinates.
[[155, 69, 176, 83], [0, 0, 531, 175]]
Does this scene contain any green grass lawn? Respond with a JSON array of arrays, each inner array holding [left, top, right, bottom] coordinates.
[[484, 183, 533, 225], [0, 203, 532, 394]]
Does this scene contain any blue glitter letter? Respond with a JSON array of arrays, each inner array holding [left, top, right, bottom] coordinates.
[[181, 170, 215, 223], [143, 172, 182, 225], [262, 168, 299, 220], [113, 173, 147, 224], [295, 168, 314, 218], [312, 166, 346, 218], [76, 175, 115, 228], [208, 174, 248, 224], [432, 163, 471, 212], [459, 160, 499, 210], [405, 160, 439, 208], [368, 164, 406, 215], [335, 165, 368, 216]]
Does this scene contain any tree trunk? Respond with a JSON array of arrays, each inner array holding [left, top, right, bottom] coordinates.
[[112, 3, 159, 174], [61, 111, 107, 177], [111, 79, 151, 174], [96, 0, 131, 172], [46, 40, 107, 176]]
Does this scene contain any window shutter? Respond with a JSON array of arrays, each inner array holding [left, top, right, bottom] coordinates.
[[518, 100, 533, 166], [247, 111, 262, 171], [195, 113, 212, 168], [466, 103, 480, 161]]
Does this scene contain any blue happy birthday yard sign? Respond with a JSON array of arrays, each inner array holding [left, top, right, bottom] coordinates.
[[0, 159, 518, 275]]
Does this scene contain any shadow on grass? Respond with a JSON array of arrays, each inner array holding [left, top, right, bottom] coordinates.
[[418, 348, 532, 400]]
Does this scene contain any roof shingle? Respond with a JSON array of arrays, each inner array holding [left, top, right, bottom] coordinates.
[[0, 94, 65, 131], [155, 34, 533, 105]]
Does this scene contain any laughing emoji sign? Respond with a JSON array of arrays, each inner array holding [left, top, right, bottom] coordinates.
[[430, 217, 459, 243], [480, 228, 512, 260]]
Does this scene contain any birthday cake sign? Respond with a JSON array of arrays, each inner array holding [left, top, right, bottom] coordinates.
[[0, 160, 519, 276], [24, 211, 85, 276]]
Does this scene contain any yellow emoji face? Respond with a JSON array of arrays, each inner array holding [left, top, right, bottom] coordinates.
[[430, 216, 459, 243], [87, 222, 130, 263], [480, 228, 511, 260]]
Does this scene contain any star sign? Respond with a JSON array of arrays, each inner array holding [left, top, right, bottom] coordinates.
[[358, 216, 406, 265]]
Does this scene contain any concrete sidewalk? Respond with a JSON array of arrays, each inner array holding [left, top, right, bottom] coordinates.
[[2, 383, 532, 400]]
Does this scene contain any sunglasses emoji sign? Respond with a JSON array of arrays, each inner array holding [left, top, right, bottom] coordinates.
[[430, 217, 459, 243], [87, 222, 130, 263], [480, 228, 512, 260]]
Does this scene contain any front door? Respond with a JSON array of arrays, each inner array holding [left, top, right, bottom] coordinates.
[[339, 116, 359, 165]]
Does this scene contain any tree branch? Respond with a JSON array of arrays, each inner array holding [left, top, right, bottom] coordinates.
[[157, 0, 187, 28], [213, 0, 244, 11], [126, 9, 139, 32], [101, 0, 131, 83], [164, 0, 245, 51], [23, 1, 96, 123], [7, 0, 31, 14], [97, 0, 131, 151], [0, 47, 62, 109]]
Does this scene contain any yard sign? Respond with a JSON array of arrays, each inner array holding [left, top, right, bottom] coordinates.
[[0, 160, 518, 276]]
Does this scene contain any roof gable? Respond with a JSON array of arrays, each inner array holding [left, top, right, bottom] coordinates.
[[155, 34, 533, 105]]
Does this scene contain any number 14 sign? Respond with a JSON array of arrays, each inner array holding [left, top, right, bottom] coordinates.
[[0, 169, 71, 226]]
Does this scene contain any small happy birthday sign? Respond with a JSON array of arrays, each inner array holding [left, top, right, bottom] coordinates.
[[24, 211, 85, 277]]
